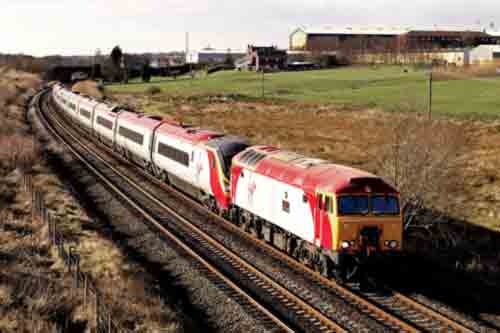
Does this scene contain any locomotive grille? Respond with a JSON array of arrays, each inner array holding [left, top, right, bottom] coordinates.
[[360, 227, 380, 248]]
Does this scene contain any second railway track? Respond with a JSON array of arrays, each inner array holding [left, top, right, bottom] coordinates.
[[35, 87, 482, 333], [35, 90, 349, 332]]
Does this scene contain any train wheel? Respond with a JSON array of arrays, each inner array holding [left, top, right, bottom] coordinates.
[[318, 255, 330, 278], [333, 268, 346, 284], [160, 171, 169, 184]]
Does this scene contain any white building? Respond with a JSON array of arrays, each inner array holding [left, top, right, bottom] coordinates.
[[186, 49, 246, 64], [465, 45, 500, 65]]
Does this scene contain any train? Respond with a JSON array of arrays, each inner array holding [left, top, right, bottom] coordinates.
[[51, 83, 403, 281]]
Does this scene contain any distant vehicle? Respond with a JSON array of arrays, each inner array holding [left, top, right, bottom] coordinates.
[[52, 83, 403, 281], [286, 61, 320, 71]]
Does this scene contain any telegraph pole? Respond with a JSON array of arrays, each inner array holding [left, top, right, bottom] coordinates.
[[428, 65, 433, 120], [261, 67, 265, 98]]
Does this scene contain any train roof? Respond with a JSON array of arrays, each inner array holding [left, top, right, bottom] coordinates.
[[234, 145, 398, 194], [119, 112, 225, 143], [156, 121, 224, 143]]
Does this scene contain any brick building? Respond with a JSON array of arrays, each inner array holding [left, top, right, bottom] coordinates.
[[290, 25, 500, 57]]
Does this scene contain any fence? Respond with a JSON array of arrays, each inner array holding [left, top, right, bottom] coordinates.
[[24, 174, 126, 333]]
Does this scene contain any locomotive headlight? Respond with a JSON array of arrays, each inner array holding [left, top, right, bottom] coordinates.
[[389, 240, 399, 249], [341, 241, 351, 249]]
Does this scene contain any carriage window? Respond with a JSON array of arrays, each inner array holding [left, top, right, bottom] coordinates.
[[96, 116, 113, 130], [80, 108, 91, 119], [338, 196, 369, 215], [119, 126, 144, 145], [157, 142, 189, 167], [371, 196, 400, 215]]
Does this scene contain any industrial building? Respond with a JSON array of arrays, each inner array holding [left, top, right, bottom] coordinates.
[[186, 49, 246, 64], [289, 25, 500, 65]]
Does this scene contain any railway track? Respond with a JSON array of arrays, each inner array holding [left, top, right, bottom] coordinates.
[[35, 88, 481, 332], [34, 90, 350, 332]]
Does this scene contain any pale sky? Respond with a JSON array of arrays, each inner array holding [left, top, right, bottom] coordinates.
[[2, 0, 500, 57]]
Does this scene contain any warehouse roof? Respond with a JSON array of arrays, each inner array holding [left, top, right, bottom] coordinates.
[[295, 25, 500, 37]]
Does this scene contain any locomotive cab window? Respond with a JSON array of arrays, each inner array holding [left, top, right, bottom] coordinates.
[[338, 196, 369, 215], [371, 196, 400, 215]]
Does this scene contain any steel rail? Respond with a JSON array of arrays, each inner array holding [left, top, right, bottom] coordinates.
[[37, 90, 348, 333], [40, 88, 477, 333]]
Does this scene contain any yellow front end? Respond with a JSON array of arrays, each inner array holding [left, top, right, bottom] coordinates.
[[331, 194, 403, 256]]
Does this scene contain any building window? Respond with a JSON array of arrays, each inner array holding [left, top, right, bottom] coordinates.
[[157, 142, 189, 167], [96, 116, 113, 130], [118, 126, 144, 145]]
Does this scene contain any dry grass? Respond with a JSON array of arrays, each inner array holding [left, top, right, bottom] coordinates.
[[0, 135, 38, 172], [72, 80, 106, 100], [117, 93, 500, 230], [373, 115, 469, 225], [0, 66, 182, 332]]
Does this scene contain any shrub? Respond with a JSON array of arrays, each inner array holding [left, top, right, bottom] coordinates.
[[0, 135, 38, 172], [373, 114, 468, 229]]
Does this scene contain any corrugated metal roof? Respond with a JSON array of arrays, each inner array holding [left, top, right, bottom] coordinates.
[[301, 25, 408, 36], [298, 25, 500, 36]]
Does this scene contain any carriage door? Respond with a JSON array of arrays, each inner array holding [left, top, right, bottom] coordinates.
[[315, 192, 325, 247], [315, 191, 334, 247], [193, 150, 205, 190]]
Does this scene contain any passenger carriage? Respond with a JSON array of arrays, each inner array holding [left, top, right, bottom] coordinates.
[[151, 120, 248, 211]]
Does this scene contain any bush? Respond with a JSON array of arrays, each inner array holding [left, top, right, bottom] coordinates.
[[145, 86, 161, 95], [373, 113, 468, 229], [0, 135, 38, 172]]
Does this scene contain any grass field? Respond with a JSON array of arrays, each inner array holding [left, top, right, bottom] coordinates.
[[109, 66, 500, 119]]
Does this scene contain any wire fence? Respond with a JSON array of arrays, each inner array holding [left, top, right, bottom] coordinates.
[[24, 174, 127, 333]]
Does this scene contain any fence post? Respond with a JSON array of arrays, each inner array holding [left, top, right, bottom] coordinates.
[[83, 275, 88, 307], [108, 313, 111, 333], [48, 213, 53, 243], [95, 291, 100, 332], [75, 253, 81, 289]]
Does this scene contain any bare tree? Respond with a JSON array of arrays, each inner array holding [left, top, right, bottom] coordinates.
[[373, 113, 468, 230]]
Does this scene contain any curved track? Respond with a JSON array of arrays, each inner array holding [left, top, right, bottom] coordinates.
[[35, 88, 481, 332], [35, 90, 350, 332]]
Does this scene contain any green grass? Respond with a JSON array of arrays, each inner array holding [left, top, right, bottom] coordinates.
[[108, 66, 500, 119]]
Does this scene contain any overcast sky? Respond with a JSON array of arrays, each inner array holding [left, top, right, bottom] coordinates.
[[2, 0, 500, 56]]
